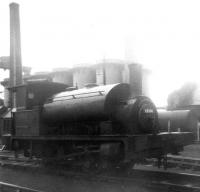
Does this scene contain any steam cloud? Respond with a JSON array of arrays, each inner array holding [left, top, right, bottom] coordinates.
[[167, 82, 198, 109]]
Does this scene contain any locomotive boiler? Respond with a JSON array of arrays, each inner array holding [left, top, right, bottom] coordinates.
[[42, 83, 158, 135], [7, 81, 193, 170], [158, 109, 198, 140]]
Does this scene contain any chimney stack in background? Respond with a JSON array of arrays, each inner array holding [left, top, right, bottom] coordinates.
[[128, 64, 142, 96], [142, 69, 151, 97], [9, 3, 22, 107]]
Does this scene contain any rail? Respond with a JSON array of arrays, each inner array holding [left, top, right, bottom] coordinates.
[[167, 155, 200, 169], [149, 181, 200, 192], [1, 150, 200, 191], [0, 181, 43, 192]]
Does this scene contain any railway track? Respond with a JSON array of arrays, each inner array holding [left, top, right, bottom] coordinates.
[[147, 154, 200, 171], [0, 181, 42, 192], [167, 154, 200, 169], [1, 150, 200, 191], [0, 151, 40, 169]]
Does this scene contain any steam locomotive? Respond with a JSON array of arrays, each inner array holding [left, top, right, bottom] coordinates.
[[3, 81, 192, 169], [3, 2, 192, 170]]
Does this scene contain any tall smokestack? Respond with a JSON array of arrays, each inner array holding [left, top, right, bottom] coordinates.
[[128, 64, 142, 96], [9, 3, 22, 107]]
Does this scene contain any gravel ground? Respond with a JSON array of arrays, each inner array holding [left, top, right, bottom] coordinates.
[[180, 144, 200, 158], [0, 144, 199, 192], [0, 167, 152, 192]]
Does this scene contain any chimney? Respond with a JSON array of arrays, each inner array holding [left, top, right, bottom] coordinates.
[[9, 3, 22, 107], [128, 64, 142, 97]]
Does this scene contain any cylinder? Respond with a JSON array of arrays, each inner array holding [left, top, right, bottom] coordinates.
[[128, 64, 142, 97], [95, 63, 124, 85], [142, 69, 151, 97], [96, 67, 105, 85], [73, 67, 96, 88], [52, 70, 73, 86], [104, 63, 123, 84]]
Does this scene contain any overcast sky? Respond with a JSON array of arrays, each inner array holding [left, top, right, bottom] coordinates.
[[0, 0, 200, 106]]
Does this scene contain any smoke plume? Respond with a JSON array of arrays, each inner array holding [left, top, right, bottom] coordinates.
[[167, 82, 197, 109]]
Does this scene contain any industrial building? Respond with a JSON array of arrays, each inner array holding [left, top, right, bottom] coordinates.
[[0, 61, 152, 108]]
